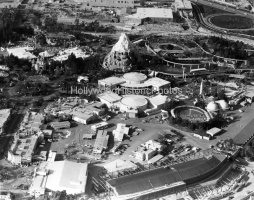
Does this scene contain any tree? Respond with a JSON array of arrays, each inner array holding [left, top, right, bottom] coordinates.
[[243, 145, 254, 161], [217, 89, 228, 102], [182, 119, 189, 127], [34, 97, 44, 107], [188, 123, 196, 131], [140, 0, 145, 6], [168, 116, 176, 125]]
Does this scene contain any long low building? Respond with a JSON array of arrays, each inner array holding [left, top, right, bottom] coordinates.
[[50, 121, 71, 129], [233, 118, 254, 145], [123, 7, 173, 25], [106, 154, 227, 200], [93, 129, 109, 154]]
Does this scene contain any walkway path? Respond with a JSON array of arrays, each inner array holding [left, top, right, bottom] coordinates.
[[211, 103, 254, 145]]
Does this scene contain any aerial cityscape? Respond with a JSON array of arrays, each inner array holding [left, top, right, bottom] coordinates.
[[1, 0, 254, 200]]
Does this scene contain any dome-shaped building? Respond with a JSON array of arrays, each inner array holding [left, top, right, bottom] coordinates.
[[120, 96, 148, 112], [123, 72, 147, 84], [216, 100, 229, 111], [206, 101, 219, 112]]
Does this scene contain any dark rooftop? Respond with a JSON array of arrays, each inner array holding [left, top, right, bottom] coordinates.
[[107, 155, 226, 195], [233, 118, 254, 145]]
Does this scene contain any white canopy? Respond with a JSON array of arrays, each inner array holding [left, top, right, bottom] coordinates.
[[39, 51, 54, 58], [7, 47, 36, 59], [53, 47, 91, 61]]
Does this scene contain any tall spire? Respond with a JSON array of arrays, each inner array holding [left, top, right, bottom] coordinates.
[[200, 79, 204, 96]]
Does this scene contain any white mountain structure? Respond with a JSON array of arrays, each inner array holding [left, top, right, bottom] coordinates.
[[111, 33, 133, 53], [102, 33, 138, 72]]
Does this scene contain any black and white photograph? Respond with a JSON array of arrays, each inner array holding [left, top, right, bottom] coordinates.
[[0, 0, 254, 199]]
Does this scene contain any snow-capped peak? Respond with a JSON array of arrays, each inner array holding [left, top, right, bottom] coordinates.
[[111, 33, 133, 53]]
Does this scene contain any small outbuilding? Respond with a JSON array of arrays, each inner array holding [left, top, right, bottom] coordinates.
[[206, 127, 221, 137]]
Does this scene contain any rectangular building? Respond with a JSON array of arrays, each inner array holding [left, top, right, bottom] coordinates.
[[174, 0, 192, 10], [29, 160, 88, 196], [104, 159, 137, 173], [112, 123, 129, 142], [98, 77, 126, 88], [0, 109, 11, 134], [93, 129, 109, 154], [91, 122, 109, 131], [50, 121, 71, 130], [8, 135, 38, 165], [149, 94, 169, 109], [98, 92, 122, 108], [72, 109, 97, 125], [124, 7, 173, 25], [86, 0, 138, 8], [144, 77, 171, 92]]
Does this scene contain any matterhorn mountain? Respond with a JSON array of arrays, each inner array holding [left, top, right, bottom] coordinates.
[[102, 33, 138, 72]]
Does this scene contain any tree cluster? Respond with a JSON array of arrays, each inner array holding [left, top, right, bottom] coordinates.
[[5, 54, 32, 70], [43, 18, 115, 34], [242, 141, 254, 161], [0, 9, 35, 45], [37, 190, 82, 200], [194, 36, 248, 60]]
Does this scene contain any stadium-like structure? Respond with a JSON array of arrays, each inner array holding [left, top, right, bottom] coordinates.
[[104, 153, 228, 200]]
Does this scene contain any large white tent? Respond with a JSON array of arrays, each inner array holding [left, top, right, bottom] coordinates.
[[7, 47, 36, 59]]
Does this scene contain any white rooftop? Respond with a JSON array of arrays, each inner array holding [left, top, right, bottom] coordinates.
[[145, 77, 170, 88], [46, 160, 88, 195], [98, 92, 122, 103], [7, 47, 36, 59], [99, 76, 126, 86], [123, 72, 147, 83], [121, 96, 148, 107], [149, 94, 169, 106], [103, 159, 137, 173], [0, 109, 11, 129], [206, 127, 221, 137], [125, 7, 173, 19], [53, 47, 91, 61]]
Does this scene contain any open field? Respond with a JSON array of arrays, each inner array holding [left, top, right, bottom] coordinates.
[[210, 15, 254, 29]]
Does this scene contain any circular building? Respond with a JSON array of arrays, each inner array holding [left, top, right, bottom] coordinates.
[[120, 96, 148, 112], [216, 100, 229, 111], [206, 101, 219, 112], [123, 72, 147, 84]]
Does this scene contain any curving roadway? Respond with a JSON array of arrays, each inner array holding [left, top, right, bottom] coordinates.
[[190, 0, 254, 18]]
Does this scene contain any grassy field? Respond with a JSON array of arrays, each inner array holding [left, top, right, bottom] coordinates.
[[210, 15, 254, 29]]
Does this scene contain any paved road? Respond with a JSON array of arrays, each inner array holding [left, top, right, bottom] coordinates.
[[191, 0, 254, 18]]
